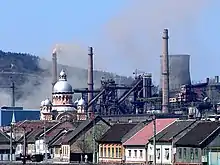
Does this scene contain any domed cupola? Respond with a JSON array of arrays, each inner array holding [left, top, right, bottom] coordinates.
[[53, 70, 73, 93], [77, 97, 86, 106]]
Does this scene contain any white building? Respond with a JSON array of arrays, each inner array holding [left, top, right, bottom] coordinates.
[[122, 118, 177, 164]]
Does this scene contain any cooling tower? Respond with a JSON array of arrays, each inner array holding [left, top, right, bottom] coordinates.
[[160, 54, 191, 90], [169, 54, 191, 90]]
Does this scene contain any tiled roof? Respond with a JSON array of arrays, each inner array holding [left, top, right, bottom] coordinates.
[[123, 118, 177, 146], [15, 120, 58, 132], [98, 123, 136, 143], [0, 130, 10, 144], [122, 121, 148, 143], [51, 130, 73, 146], [150, 120, 196, 142], [51, 116, 110, 146], [26, 128, 44, 143], [175, 121, 220, 148]]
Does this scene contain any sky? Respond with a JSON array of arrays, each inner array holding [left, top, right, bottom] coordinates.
[[0, 0, 220, 84]]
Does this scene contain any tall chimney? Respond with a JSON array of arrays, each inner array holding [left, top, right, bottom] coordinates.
[[88, 47, 94, 115], [162, 29, 170, 113], [52, 48, 58, 91]]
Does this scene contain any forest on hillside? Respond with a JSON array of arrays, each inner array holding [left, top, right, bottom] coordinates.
[[0, 50, 133, 108]]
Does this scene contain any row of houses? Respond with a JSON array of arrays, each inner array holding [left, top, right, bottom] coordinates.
[[0, 116, 220, 164], [97, 118, 220, 165]]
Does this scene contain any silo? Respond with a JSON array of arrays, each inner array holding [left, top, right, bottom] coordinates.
[[169, 54, 191, 90]]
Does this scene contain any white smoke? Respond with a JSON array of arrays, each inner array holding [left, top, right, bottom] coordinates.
[[97, 0, 210, 80]]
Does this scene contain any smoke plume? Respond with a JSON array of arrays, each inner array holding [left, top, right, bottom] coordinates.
[[98, 0, 209, 79], [0, 0, 211, 108]]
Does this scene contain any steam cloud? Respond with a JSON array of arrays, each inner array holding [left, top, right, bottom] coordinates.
[[98, 0, 209, 78], [0, 0, 211, 108]]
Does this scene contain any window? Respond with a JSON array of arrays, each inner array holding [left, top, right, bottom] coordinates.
[[100, 147, 103, 157], [134, 150, 137, 157], [112, 148, 115, 158], [108, 148, 110, 157], [119, 148, 121, 157], [195, 148, 198, 159], [139, 150, 143, 158], [156, 148, 160, 159], [128, 150, 131, 157], [183, 148, 187, 159], [190, 148, 194, 160], [165, 148, 169, 160], [116, 148, 119, 158], [103, 147, 106, 157], [178, 148, 182, 159]]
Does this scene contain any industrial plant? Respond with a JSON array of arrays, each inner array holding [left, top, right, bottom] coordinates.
[[1, 29, 220, 164], [41, 28, 220, 122]]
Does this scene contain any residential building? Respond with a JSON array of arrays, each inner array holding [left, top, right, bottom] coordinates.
[[50, 116, 111, 163], [122, 118, 177, 164], [148, 120, 197, 165], [98, 123, 137, 163], [174, 121, 220, 165], [0, 130, 15, 161]]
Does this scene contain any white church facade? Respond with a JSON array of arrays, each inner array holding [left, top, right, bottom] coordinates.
[[40, 70, 87, 121]]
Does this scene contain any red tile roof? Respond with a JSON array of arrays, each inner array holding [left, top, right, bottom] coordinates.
[[123, 118, 177, 146]]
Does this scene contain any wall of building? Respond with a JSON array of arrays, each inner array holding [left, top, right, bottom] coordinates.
[[175, 147, 201, 164], [148, 143, 172, 164], [0, 108, 40, 126], [124, 146, 146, 163], [35, 139, 49, 155], [61, 145, 70, 161], [98, 144, 124, 163]]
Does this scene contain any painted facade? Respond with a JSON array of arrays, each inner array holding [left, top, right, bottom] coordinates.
[[148, 143, 172, 164], [124, 146, 146, 163], [98, 144, 124, 163]]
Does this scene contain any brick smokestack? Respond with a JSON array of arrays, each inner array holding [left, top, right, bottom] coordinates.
[[52, 48, 58, 91], [88, 47, 94, 115], [162, 29, 170, 113]]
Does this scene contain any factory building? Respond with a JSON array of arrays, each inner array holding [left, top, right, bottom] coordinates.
[[0, 107, 40, 126]]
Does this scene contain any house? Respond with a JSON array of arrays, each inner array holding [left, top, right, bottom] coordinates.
[[122, 118, 177, 164], [50, 116, 111, 163], [36, 120, 81, 158], [0, 130, 15, 161], [14, 120, 58, 157], [174, 121, 220, 165], [148, 120, 197, 165], [98, 123, 137, 163]]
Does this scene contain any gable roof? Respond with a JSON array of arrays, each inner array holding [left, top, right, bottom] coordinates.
[[51, 116, 110, 146], [123, 118, 177, 146], [122, 121, 148, 143], [175, 121, 220, 148], [0, 130, 10, 144], [149, 120, 196, 142], [50, 130, 73, 146], [98, 123, 136, 143]]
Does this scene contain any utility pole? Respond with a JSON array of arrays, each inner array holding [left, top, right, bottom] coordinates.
[[153, 115, 157, 165], [44, 120, 47, 161], [23, 127, 26, 165], [11, 81, 15, 107], [92, 112, 96, 164], [10, 124, 13, 161]]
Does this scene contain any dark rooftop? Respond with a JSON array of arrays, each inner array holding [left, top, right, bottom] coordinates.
[[0, 130, 10, 144], [150, 120, 196, 142], [175, 121, 220, 148], [98, 123, 136, 143]]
